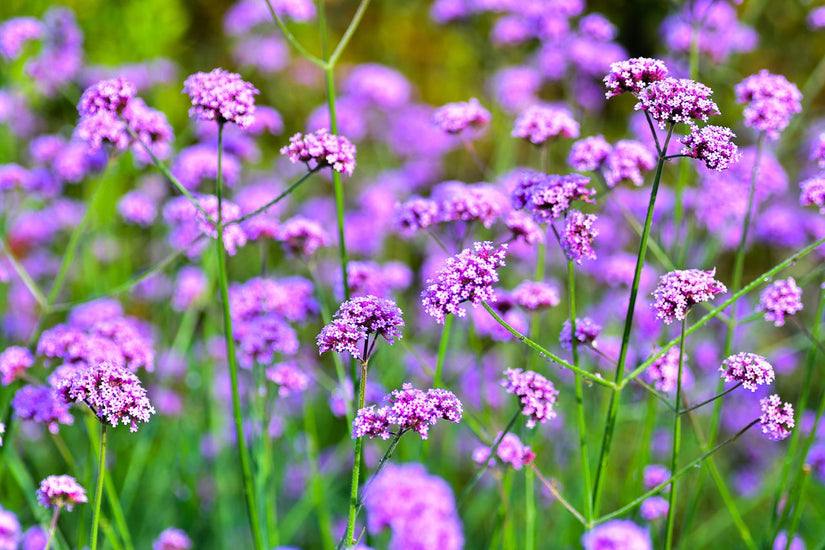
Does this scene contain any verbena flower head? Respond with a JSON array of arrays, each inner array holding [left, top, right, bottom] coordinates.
[[152, 528, 192, 550], [501, 368, 559, 428], [0, 17, 44, 60], [512, 281, 560, 311], [36, 475, 87, 510], [569, 135, 612, 172], [511, 104, 580, 145], [57, 361, 155, 432], [280, 129, 357, 176], [640, 496, 669, 521], [735, 70, 802, 140], [582, 519, 652, 550], [472, 433, 535, 470], [344, 63, 411, 109], [317, 295, 404, 360], [265, 362, 309, 397], [77, 77, 136, 116], [182, 68, 258, 129], [561, 210, 598, 263], [759, 277, 803, 327], [604, 57, 669, 98], [421, 241, 508, 324], [432, 181, 509, 228], [352, 383, 463, 440], [0, 507, 20, 550], [0, 346, 34, 386], [636, 77, 720, 128], [276, 216, 330, 257], [433, 97, 491, 134], [603, 140, 656, 187], [643, 464, 670, 489], [652, 268, 727, 324], [117, 190, 157, 227], [512, 172, 595, 223], [560, 317, 601, 349], [800, 175, 825, 214], [12, 385, 74, 434], [680, 125, 740, 171], [504, 210, 545, 245], [645, 347, 692, 393], [720, 352, 775, 391], [394, 196, 439, 237], [760, 394, 794, 441]]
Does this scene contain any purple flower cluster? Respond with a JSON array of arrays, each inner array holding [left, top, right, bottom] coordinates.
[[760, 394, 795, 441], [602, 140, 656, 187], [344, 63, 411, 109], [561, 210, 598, 263], [800, 175, 825, 214], [317, 296, 404, 360], [0, 346, 34, 386], [569, 135, 612, 172], [275, 216, 330, 257], [472, 432, 535, 470], [735, 70, 802, 140], [603, 57, 669, 98], [501, 368, 559, 428], [640, 496, 669, 521], [719, 353, 775, 391], [421, 241, 508, 324], [394, 196, 439, 237], [433, 98, 491, 135], [344, 260, 412, 299], [182, 68, 258, 129], [759, 278, 803, 327], [352, 383, 463, 440], [512, 281, 560, 311], [645, 347, 691, 393], [511, 104, 579, 145], [12, 385, 74, 433], [265, 362, 309, 397], [0, 507, 20, 550], [432, 181, 510, 228], [636, 77, 720, 128], [652, 269, 727, 324], [77, 77, 135, 116], [0, 17, 43, 60], [117, 190, 158, 227], [504, 210, 545, 245], [662, 0, 757, 64], [559, 317, 601, 349], [163, 195, 248, 256], [512, 172, 595, 223], [680, 125, 741, 171], [36, 475, 87, 510], [153, 528, 192, 550], [582, 520, 651, 550], [57, 361, 155, 432], [280, 129, 357, 176]]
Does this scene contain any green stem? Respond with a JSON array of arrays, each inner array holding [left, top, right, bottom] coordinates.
[[784, 467, 811, 550], [228, 169, 317, 226], [434, 315, 453, 387], [481, 302, 616, 389], [44, 507, 60, 550], [215, 123, 264, 550], [678, 382, 742, 416], [265, 0, 326, 68], [592, 124, 675, 515], [525, 465, 535, 550], [302, 392, 335, 548], [328, 0, 372, 67], [529, 464, 587, 526], [90, 424, 106, 550], [664, 319, 687, 549], [344, 360, 369, 547]]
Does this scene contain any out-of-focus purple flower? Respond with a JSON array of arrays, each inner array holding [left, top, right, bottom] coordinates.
[[421, 241, 508, 324], [433, 98, 491, 135], [490, 65, 542, 114], [432, 181, 510, 228], [636, 77, 720, 128], [172, 266, 208, 312], [163, 195, 248, 257], [24, 7, 84, 95], [735, 70, 801, 140], [394, 196, 439, 237], [559, 317, 601, 349], [275, 216, 330, 257], [353, 383, 463, 440], [579, 13, 617, 41], [117, 190, 157, 226], [80, 59, 178, 92], [561, 210, 598, 263], [57, 361, 155, 432], [513, 172, 595, 223], [759, 278, 803, 327], [644, 464, 670, 489], [604, 57, 669, 98], [0, 423, 4, 447], [0, 346, 34, 386], [12, 385, 74, 433], [602, 139, 656, 187], [582, 519, 651, 550], [224, 0, 314, 36], [281, 129, 357, 176], [153, 527, 192, 550], [74, 111, 129, 151], [317, 296, 404, 360], [512, 104, 580, 145], [472, 432, 535, 470], [800, 175, 825, 214], [809, 6, 825, 29], [760, 394, 794, 441], [720, 352, 775, 391], [183, 68, 258, 129], [652, 269, 727, 324], [77, 77, 135, 116], [0, 17, 43, 60], [569, 135, 612, 172], [773, 531, 805, 550], [230, 276, 317, 323], [501, 368, 559, 428], [123, 98, 174, 163], [233, 34, 289, 74], [266, 362, 309, 397], [344, 63, 411, 109], [171, 144, 240, 191], [0, 507, 20, 550], [344, 261, 412, 298], [810, 133, 825, 168], [645, 347, 692, 393], [504, 210, 545, 245], [36, 475, 87, 510], [20, 525, 47, 550], [512, 281, 559, 310], [681, 125, 740, 171], [0, 164, 32, 191], [661, 0, 757, 64], [640, 496, 669, 521], [306, 97, 368, 143]]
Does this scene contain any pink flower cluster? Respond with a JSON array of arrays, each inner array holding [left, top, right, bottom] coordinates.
[[719, 352, 775, 391], [280, 129, 357, 176], [652, 268, 727, 324], [36, 475, 87, 510], [501, 368, 559, 429], [182, 68, 259, 128]]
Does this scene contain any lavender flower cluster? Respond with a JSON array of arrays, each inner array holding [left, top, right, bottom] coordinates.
[[317, 296, 404, 360], [501, 368, 559, 428]]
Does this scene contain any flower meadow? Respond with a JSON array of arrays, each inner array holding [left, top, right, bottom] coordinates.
[[3, 1, 825, 549]]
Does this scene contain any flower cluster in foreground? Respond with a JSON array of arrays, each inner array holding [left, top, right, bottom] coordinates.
[[317, 295, 404, 360], [652, 268, 727, 324], [36, 475, 87, 510], [501, 368, 559, 428]]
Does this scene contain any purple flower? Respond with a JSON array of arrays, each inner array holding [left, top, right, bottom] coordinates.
[[280, 129, 357, 176], [636, 77, 720, 128], [512, 104, 580, 145], [773, 531, 805, 550], [735, 70, 801, 140], [276, 216, 330, 257], [680, 125, 740, 171], [317, 296, 404, 360], [344, 261, 412, 299], [0, 17, 43, 60], [266, 362, 309, 397], [661, 0, 756, 64], [117, 190, 157, 227], [490, 65, 542, 114], [760, 394, 794, 441], [172, 266, 208, 312], [512, 172, 595, 223], [123, 98, 174, 163], [344, 63, 411, 109], [640, 496, 669, 521], [504, 210, 545, 245], [472, 432, 535, 470], [421, 241, 508, 324], [0, 346, 34, 386], [182, 68, 258, 129], [77, 78, 136, 116], [432, 181, 510, 228], [800, 175, 825, 214], [171, 144, 241, 190], [153, 528, 192, 550], [12, 385, 74, 433], [512, 281, 560, 310], [229, 276, 317, 323], [569, 135, 612, 172], [810, 6, 825, 29], [561, 210, 598, 263], [0, 508, 20, 550], [559, 317, 601, 349], [433, 97, 492, 135], [643, 464, 670, 489], [501, 368, 559, 428], [759, 277, 803, 327], [603, 140, 656, 187], [603, 57, 669, 98], [394, 196, 439, 237], [652, 269, 727, 324], [57, 361, 155, 432], [74, 111, 130, 151], [645, 347, 692, 393], [20, 526, 47, 550], [582, 519, 651, 550], [36, 475, 87, 510], [720, 353, 775, 391]]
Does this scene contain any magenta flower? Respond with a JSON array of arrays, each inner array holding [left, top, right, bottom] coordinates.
[[511, 104, 580, 145], [680, 125, 740, 171], [504, 210, 545, 245], [182, 68, 258, 129], [36, 475, 87, 510], [512, 281, 560, 311], [275, 216, 330, 257], [636, 78, 720, 128], [640, 496, 669, 521], [603, 140, 656, 187], [652, 269, 727, 324], [735, 70, 801, 140], [394, 196, 439, 237], [603, 57, 669, 98], [760, 394, 795, 441], [569, 135, 612, 172], [77, 77, 136, 116], [559, 317, 601, 349], [265, 362, 309, 397], [561, 210, 598, 263], [501, 368, 559, 428], [472, 432, 535, 470], [280, 129, 357, 176], [512, 172, 595, 223], [800, 175, 825, 214], [433, 97, 491, 135], [582, 520, 651, 550], [719, 352, 775, 391], [0, 17, 44, 60], [153, 528, 192, 550], [317, 296, 404, 360], [0, 346, 34, 386], [759, 277, 803, 327], [645, 347, 692, 393], [12, 385, 74, 434]]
